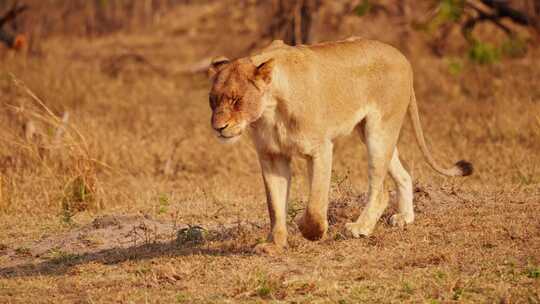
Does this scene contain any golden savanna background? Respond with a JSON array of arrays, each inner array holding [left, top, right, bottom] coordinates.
[[0, 0, 539, 303]]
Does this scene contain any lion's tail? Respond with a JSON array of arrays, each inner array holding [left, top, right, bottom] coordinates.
[[408, 89, 473, 177]]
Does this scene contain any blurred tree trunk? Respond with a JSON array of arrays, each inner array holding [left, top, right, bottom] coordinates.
[[530, 0, 540, 36], [397, 0, 411, 54], [267, 0, 321, 45]]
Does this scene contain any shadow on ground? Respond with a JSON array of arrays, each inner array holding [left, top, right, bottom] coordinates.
[[0, 193, 387, 279], [0, 214, 264, 278]]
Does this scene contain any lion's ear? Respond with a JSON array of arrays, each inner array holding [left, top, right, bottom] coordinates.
[[254, 59, 275, 85], [208, 56, 230, 79]]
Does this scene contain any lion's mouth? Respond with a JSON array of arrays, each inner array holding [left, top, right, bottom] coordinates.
[[216, 131, 242, 143], [212, 121, 246, 143], [218, 134, 238, 139]]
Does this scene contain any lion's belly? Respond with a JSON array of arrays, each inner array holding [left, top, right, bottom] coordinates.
[[326, 106, 369, 140], [250, 106, 366, 157]]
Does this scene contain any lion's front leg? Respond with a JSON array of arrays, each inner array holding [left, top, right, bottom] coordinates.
[[255, 153, 291, 254], [298, 142, 333, 241]]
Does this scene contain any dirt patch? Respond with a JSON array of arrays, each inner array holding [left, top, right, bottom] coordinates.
[[3, 214, 265, 268], [3, 215, 171, 261]]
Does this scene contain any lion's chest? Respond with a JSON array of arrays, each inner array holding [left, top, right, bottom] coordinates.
[[250, 113, 312, 156]]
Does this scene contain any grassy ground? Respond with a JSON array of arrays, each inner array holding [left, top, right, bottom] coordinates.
[[0, 1, 539, 303]]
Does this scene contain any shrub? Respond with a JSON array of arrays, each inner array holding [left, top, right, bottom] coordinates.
[[468, 41, 501, 65]]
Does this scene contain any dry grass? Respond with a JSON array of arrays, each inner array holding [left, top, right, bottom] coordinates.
[[0, 1, 539, 303]]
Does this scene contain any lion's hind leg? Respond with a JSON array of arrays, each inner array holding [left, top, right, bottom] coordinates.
[[345, 113, 401, 237], [388, 148, 414, 227]]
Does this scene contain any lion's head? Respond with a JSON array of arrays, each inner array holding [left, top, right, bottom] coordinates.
[[208, 57, 274, 143]]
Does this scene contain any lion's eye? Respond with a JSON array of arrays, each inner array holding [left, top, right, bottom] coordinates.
[[231, 97, 240, 106]]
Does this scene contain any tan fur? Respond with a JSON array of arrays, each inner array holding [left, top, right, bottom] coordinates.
[[208, 38, 472, 253]]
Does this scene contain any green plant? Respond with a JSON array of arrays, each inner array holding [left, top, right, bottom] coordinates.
[[354, 0, 371, 17], [452, 287, 464, 300], [14, 247, 31, 256], [439, 0, 465, 22], [425, 0, 465, 32], [134, 265, 152, 276], [47, 248, 81, 264], [61, 175, 95, 224], [256, 284, 272, 298], [514, 163, 537, 185], [287, 200, 303, 223], [333, 231, 347, 241], [468, 41, 501, 65], [434, 270, 447, 280], [60, 206, 74, 224], [402, 282, 414, 295], [157, 193, 170, 214], [175, 293, 189, 303], [526, 267, 540, 279], [446, 58, 464, 76], [176, 225, 206, 245], [255, 237, 266, 245], [255, 273, 280, 299]]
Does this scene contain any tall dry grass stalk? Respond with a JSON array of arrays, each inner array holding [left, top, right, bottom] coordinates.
[[0, 73, 106, 215]]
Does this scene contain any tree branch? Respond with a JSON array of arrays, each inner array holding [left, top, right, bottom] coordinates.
[[463, 0, 516, 43], [0, 2, 28, 28], [480, 0, 530, 25]]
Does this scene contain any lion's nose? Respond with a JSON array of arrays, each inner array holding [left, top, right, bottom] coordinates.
[[214, 123, 229, 132]]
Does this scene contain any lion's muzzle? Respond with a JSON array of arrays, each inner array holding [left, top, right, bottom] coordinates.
[[211, 114, 245, 142]]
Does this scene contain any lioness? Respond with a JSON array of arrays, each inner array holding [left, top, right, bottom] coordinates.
[[208, 38, 472, 253]]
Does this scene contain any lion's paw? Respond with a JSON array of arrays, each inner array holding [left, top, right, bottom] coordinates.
[[388, 213, 414, 228], [345, 222, 372, 238], [253, 243, 285, 256], [297, 214, 328, 241]]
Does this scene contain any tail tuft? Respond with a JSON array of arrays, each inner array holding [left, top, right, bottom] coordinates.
[[455, 160, 473, 176]]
